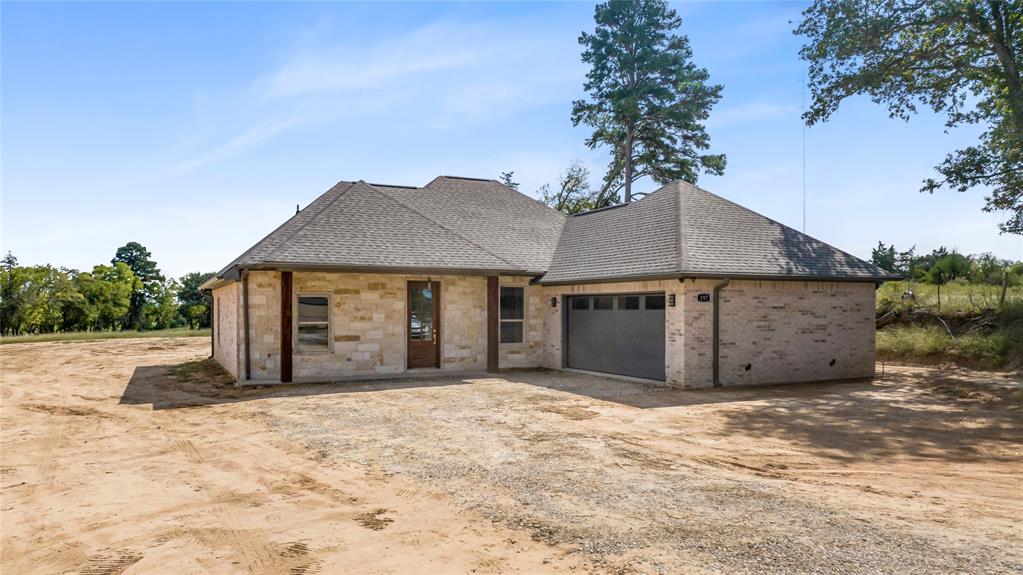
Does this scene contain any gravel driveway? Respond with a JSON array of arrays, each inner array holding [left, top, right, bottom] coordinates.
[[3, 338, 1020, 574], [261, 366, 1022, 574]]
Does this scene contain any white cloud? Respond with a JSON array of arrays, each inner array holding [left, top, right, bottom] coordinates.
[[171, 17, 582, 171], [175, 117, 297, 172], [261, 22, 479, 101]]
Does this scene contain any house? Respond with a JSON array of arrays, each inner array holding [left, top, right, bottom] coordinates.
[[200, 176, 896, 388]]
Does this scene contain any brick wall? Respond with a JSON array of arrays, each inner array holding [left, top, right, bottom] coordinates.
[[680, 279, 876, 388], [211, 271, 876, 388]]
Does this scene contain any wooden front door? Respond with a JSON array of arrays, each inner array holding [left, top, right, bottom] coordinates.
[[407, 281, 440, 368]]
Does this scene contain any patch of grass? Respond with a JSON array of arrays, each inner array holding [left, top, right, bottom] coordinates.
[[0, 327, 210, 345], [877, 303, 1023, 370], [877, 280, 1023, 313]]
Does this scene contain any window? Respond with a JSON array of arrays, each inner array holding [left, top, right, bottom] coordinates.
[[570, 297, 590, 310], [297, 295, 329, 351], [500, 286, 524, 344], [645, 295, 665, 310], [593, 296, 614, 310], [619, 295, 640, 310]]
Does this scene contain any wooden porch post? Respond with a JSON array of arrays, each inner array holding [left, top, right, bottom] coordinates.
[[280, 271, 293, 383], [487, 276, 499, 373]]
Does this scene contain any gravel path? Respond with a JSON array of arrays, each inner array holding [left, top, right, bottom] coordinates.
[[262, 368, 1023, 574]]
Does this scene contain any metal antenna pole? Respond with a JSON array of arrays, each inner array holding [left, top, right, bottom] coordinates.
[[801, 67, 807, 234]]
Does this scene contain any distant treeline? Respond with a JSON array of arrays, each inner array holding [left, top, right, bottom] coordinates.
[[0, 242, 213, 336], [870, 243, 1023, 286]]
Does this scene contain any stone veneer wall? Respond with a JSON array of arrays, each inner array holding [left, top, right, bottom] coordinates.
[[498, 277, 545, 369], [212, 271, 875, 388], [541, 279, 685, 384], [680, 279, 876, 388], [224, 271, 537, 383], [245, 271, 283, 381], [212, 282, 240, 380]]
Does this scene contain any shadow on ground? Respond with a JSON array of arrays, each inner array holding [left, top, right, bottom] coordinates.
[[120, 359, 1022, 464], [120, 359, 470, 410]]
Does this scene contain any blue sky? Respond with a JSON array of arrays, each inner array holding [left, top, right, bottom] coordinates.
[[4, 1, 1020, 278]]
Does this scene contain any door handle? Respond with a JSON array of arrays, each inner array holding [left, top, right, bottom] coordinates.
[[432, 329, 437, 344]]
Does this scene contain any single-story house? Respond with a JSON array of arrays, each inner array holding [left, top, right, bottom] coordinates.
[[200, 176, 897, 388]]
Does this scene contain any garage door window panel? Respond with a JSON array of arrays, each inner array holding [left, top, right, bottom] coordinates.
[[500, 286, 525, 344]]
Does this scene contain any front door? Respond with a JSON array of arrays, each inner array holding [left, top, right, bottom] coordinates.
[[407, 281, 440, 368]]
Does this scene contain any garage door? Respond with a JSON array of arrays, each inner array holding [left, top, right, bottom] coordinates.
[[566, 293, 665, 381]]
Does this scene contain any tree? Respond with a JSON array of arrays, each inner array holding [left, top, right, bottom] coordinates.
[[112, 242, 163, 330], [0, 252, 20, 335], [926, 251, 973, 285], [538, 161, 614, 214], [871, 242, 898, 272], [177, 272, 214, 328], [573, 0, 725, 205], [145, 278, 181, 330], [499, 171, 520, 190], [796, 1, 1023, 234], [77, 263, 135, 331]]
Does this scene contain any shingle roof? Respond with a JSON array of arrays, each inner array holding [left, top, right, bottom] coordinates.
[[538, 181, 897, 284], [208, 176, 893, 288], [214, 177, 565, 278]]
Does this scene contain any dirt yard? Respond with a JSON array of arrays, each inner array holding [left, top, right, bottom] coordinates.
[[2, 338, 1021, 574]]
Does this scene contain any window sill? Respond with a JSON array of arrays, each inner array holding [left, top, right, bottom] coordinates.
[[296, 349, 333, 355]]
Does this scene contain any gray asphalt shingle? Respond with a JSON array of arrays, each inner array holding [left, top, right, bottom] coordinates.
[[217, 177, 563, 276], [539, 181, 896, 284], [214, 176, 893, 284]]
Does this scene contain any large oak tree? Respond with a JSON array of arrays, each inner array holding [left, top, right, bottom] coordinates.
[[796, 0, 1023, 234]]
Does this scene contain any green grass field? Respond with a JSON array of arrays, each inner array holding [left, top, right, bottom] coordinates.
[[0, 327, 210, 345]]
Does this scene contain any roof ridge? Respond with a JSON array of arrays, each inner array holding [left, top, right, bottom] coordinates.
[[363, 182, 522, 270], [439, 175, 495, 182], [677, 182, 889, 276], [219, 180, 354, 275], [367, 182, 419, 189], [261, 181, 359, 263]]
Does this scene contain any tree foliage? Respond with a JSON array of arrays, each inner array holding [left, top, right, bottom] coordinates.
[[573, 0, 725, 204], [0, 247, 214, 336], [113, 241, 164, 330], [498, 171, 520, 190], [796, 0, 1023, 234], [538, 161, 615, 214], [871, 242, 1021, 285]]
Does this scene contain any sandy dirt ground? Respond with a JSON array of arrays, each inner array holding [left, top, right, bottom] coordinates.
[[1, 338, 1020, 574]]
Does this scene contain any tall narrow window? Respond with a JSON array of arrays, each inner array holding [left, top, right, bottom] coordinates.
[[297, 295, 329, 351], [500, 286, 524, 344]]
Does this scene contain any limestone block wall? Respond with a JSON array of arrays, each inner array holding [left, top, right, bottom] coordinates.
[[245, 271, 283, 381], [540, 279, 684, 384], [222, 271, 526, 383], [680, 279, 876, 388], [212, 282, 240, 380], [499, 277, 545, 369]]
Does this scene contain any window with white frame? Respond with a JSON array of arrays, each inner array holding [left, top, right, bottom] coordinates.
[[297, 295, 330, 351], [500, 286, 524, 344]]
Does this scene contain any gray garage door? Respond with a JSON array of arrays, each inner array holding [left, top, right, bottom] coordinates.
[[566, 293, 665, 381]]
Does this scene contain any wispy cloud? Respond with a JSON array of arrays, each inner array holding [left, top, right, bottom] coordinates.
[[175, 117, 297, 172], [172, 17, 580, 172], [262, 22, 478, 101]]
